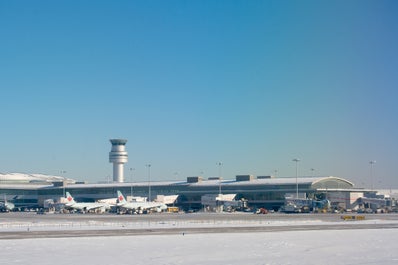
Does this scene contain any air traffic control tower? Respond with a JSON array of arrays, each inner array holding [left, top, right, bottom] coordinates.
[[109, 139, 128, 182]]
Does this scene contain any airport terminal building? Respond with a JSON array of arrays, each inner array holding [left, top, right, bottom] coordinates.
[[0, 173, 361, 211]]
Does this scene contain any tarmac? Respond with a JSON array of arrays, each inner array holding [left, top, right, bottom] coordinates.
[[1, 212, 398, 240]]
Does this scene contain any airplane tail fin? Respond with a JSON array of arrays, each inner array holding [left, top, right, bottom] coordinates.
[[117, 190, 127, 204], [65, 192, 75, 204]]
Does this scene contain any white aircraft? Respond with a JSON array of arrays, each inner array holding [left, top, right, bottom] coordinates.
[[0, 197, 15, 212], [65, 192, 110, 213], [0, 195, 18, 212], [116, 190, 167, 214]]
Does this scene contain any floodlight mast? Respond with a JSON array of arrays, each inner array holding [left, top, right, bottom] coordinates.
[[292, 158, 300, 198], [369, 160, 376, 190], [146, 164, 152, 201], [217, 162, 223, 195]]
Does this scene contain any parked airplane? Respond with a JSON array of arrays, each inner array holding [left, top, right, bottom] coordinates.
[[0, 196, 15, 212], [116, 190, 167, 214], [64, 192, 110, 213]]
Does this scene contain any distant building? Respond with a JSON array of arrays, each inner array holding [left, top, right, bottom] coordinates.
[[0, 173, 362, 211]]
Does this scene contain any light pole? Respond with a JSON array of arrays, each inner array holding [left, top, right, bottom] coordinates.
[[217, 162, 223, 195], [310, 168, 315, 178], [146, 164, 151, 201], [130, 167, 135, 197], [60, 170, 67, 198], [369, 161, 376, 190], [292, 159, 300, 199]]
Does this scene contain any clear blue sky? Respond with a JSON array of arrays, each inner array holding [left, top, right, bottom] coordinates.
[[1, 1, 397, 188]]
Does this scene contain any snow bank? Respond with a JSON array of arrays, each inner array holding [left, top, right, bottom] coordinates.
[[1, 229, 397, 265]]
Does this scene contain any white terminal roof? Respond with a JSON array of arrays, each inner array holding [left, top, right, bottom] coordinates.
[[0, 173, 354, 189], [59, 176, 354, 189], [0, 172, 75, 184], [189, 176, 354, 186]]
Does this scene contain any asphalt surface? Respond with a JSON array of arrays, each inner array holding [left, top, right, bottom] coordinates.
[[1, 212, 398, 240]]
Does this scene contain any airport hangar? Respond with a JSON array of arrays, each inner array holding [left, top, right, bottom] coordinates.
[[0, 173, 361, 211]]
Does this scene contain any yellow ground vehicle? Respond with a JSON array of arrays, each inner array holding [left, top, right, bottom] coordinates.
[[167, 206, 179, 213]]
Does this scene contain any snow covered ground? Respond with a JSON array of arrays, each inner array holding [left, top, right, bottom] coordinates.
[[0, 228, 397, 265], [1, 214, 398, 264]]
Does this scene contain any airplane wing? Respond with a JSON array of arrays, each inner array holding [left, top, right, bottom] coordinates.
[[67, 203, 110, 212], [118, 202, 139, 210], [135, 202, 167, 211], [119, 202, 166, 211], [84, 203, 110, 211]]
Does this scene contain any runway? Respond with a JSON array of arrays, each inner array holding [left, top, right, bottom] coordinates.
[[1, 212, 398, 240]]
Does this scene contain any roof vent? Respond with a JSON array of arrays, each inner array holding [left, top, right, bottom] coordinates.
[[236, 175, 254, 182], [257, 176, 274, 179], [187, 176, 203, 183]]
